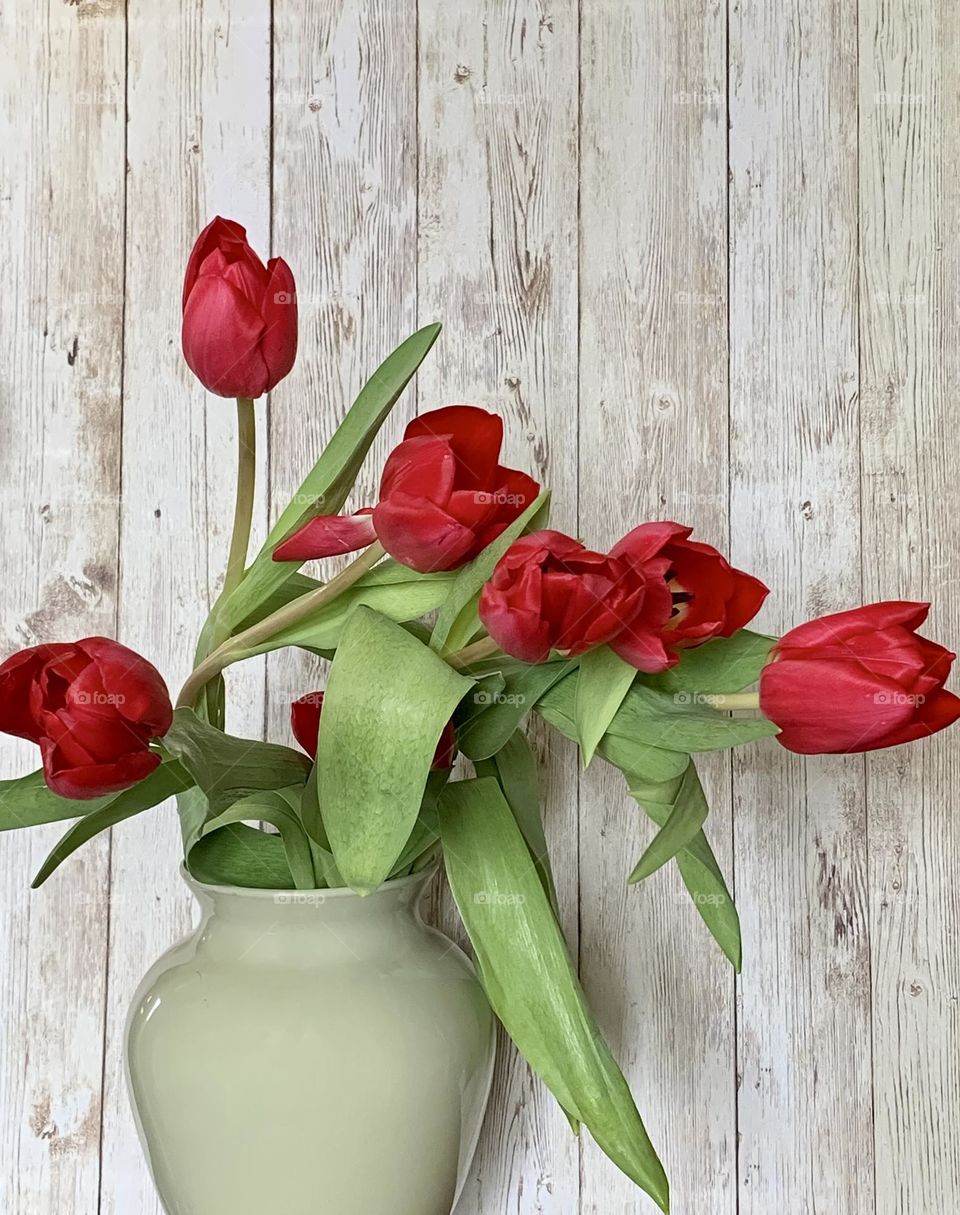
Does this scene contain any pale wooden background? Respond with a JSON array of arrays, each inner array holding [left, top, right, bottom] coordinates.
[[1, 1, 958, 1212]]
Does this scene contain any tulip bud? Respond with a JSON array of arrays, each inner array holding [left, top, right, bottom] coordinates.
[[760, 601, 960, 753], [181, 216, 297, 399]]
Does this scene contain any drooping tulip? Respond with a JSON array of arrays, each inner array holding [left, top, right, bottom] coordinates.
[[0, 638, 173, 799], [759, 601, 960, 754]]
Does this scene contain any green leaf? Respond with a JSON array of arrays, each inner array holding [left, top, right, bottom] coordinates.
[[627, 762, 709, 882], [32, 760, 193, 887], [162, 708, 310, 817], [314, 607, 474, 893], [612, 682, 779, 752], [188, 786, 317, 890], [457, 659, 573, 762], [575, 647, 637, 767], [430, 491, 551, 655], [439, 778, 669, 1210], [221, 324, 442, 633], [188, 822, 296, 889], [535, 677, 689, 783], [240, 562, 456, 658], [388, 770, 450, 877], [635, 794, 742, 970], [0, 770, 117, 832], [646, 630, 776, 697], [476, 731, 558, 912]]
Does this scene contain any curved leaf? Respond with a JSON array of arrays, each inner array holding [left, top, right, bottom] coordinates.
[[439, 778, 669, 1210], [188, 787, 316, 890], [0, 770, 114, 833], [188, 822, 295, 890], [575, 647, 637, 767], [628, 763, 709, 882], [32, 760, 193, 887]]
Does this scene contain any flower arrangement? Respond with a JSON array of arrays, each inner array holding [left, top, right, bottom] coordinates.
[[2, 217, 957, 1210]]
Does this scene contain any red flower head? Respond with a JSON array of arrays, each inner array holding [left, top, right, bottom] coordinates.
[[182, 216, 297, 399], [478, 530, 674, 669], [274, 405, 540, 573], [291, 691, 457, 770], [0, 638, 173, 799], [759, 602, 960, 754], [611, 522, 769, 660]]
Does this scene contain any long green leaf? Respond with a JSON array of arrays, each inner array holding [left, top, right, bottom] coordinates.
[[430, 491, 551, 655], [314, 607, 474, 893], [476, 731, 558, 912], [188, 822, 295, 890], [221, 324, 441, 633], [575, 646, 637, 767], [162, 708, 310, 816], [646, 630, 776, 697], [628, 762, 709, 882], [457, 658, 573, 762], [188, 787, 317, 890], [0, 770, 115, 832], [439, 778, 669, 1210], [636, 796, 742, 971], [32, 760, 193, 887]]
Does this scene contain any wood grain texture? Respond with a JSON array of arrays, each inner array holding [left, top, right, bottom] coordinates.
[[98, 4, 271, 1212], [268, 0, 418, 746], [729, 2, 874, 1212], [0, 1, 125, 1212], [859, 2, 960, 1210], [578, 3, 735, 1212], [416, 3, 581, 1211], [0, 2, 959, 1212]]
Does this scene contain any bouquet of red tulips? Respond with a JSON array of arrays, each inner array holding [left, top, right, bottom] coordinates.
[[2, 218, 958, 1210]]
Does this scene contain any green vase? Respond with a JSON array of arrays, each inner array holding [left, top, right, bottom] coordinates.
[[125, 866, 496, 1215]]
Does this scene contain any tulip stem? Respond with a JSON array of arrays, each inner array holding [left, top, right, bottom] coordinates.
[[176, 541, 386, 710], [710, 691, 761, 711], [446, 635, 502, 671], [223, 397, 258, 604]]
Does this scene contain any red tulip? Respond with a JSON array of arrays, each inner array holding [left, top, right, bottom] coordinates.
[[0, 638, 173, 799], [759, 602, 960, 754], [611, 522, 768, 654], [182, 216, 297, 399], [291, 691, 457, 770], [478, 530, 674, 669], [274, 406, 540, 573]]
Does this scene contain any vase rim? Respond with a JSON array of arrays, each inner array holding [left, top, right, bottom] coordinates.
[[178, 862, 437, 901]]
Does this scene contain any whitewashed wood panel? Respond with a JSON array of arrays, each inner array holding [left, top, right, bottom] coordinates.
[[416, 2, 581, 1211], [0, 2, 125, 1212], [729, 3, 874, 1213], [1, 3, 959, 1213], [859, 2, 960, 1211], [97, 5, 271, 1214], [578, 3, 735, 1213], [268, 0, 418, 746]]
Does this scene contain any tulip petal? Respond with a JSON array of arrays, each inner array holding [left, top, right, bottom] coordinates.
[[373, 494, 477, 572], [379, 435, 457, 505], [404, 406, 504, 490], [182, 216, 249, 309], [182, 274, 270, 399], [878, 688, 960, 749], [777, 601, 931, 650], [77, 637, 174, 738], [291, 691, 325, 758], [611, 521, 692, 564], [259, 258, 298, 391], [610, 628, 677, 674], [40, 738, 162, 801], [273, 512, 378, 562], [0, 645, 76, 742]]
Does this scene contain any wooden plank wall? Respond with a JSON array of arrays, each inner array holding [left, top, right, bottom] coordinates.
[[1, 2, 957, 1212]]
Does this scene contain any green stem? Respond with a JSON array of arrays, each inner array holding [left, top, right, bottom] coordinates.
[[223, 397, 257, 605], [176, 540, 386, 710], [709, 691, 761, 711], [446, 635, 501, 670]]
